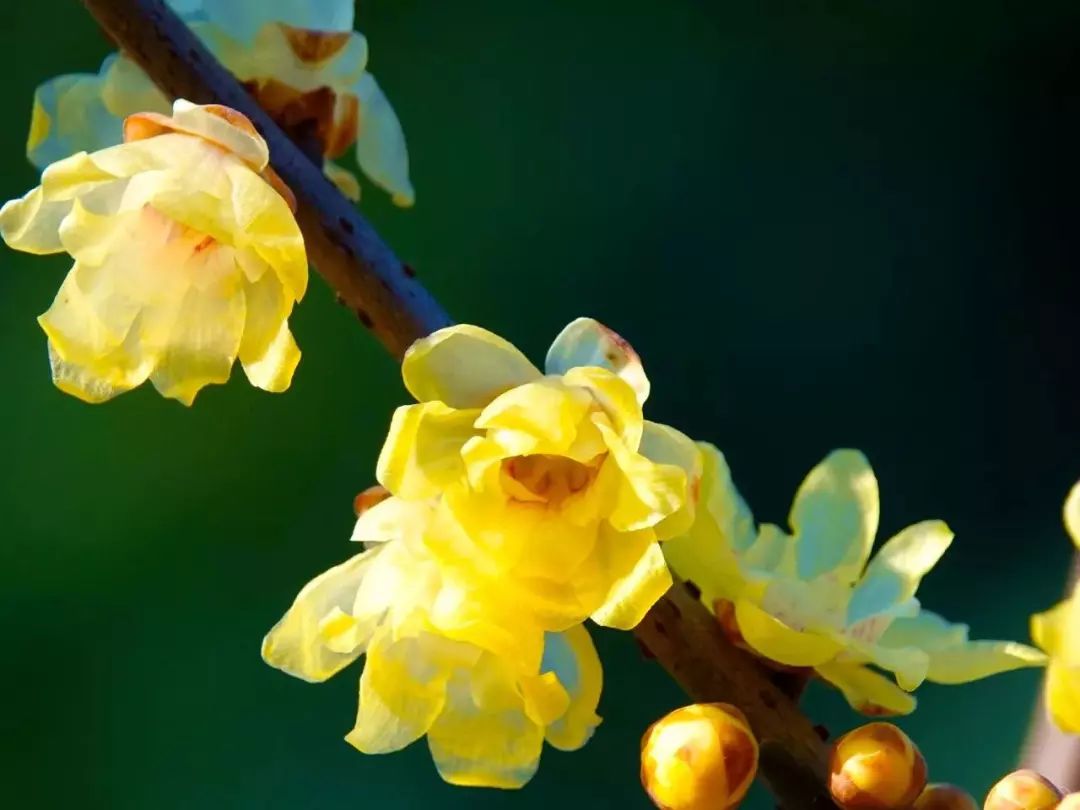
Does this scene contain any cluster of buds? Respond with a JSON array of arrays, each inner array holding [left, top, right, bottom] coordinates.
[[640, 703, 759, 810]]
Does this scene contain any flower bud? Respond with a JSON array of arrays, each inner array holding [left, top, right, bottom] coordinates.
[[640, 702, 759, 810], [1057, 793, 1080, 810], [984, 770, 1061, 810], [915, 784, 979, 810], [828, 722, 927, 810]]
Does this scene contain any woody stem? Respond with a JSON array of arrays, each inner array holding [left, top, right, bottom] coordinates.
[[79, 1, 838, 807]]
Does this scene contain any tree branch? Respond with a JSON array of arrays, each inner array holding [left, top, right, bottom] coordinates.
[[78, 1, 836, 806], [1020, 555, 1080, 792]]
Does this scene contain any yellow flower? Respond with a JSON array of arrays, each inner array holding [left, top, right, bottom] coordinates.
[[1030, 481, 1080, 732], [262, 496, 603, 788], [376, 318, 701, 638], [2, 100, 306, 404], [26, 0, 413, 206], [665, 445, 1045, 715]]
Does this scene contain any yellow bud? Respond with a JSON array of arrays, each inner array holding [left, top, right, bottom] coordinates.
[[828, 722, 928, 810], [916, 784, 980, 810], [640, 702, 759, 810], [1057, 793, 1080, 810], [984, 770, 1061, 810]]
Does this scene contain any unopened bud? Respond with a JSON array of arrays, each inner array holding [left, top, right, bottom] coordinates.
[[828, 722, 927, 810], [915, 784, 979, 810], [1057, 793, 1080, 810], [984, 770, 1061, 810], [640, 702, 759, 810]]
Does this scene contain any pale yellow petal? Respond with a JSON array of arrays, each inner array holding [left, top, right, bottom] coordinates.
[[1032, 599, 1071, 656], [789, 449, 879, 584], [100, 53, 169, 118], [816, 662, 917, 716], [324, 159, 361, 201], [734, 597, 843, 666], [27, 71, 123, 169], [545, 317, 650, 405], [847, 520, 953, 624], [637, 421, 702, 540], [922, 640, 1046, 685], [426, 653, 544, 788], [402, 324, 541, 408], [261, 546, 383, 683], [1046, 659, 1080, 734], [376, 402, 479, 499], [542, 625, 603, 751], [0, 186, 71, 255], [355, 73, 415, 207], [1066, 481, 1080, 549], [594, 419, 688, 533], [590, 538, 672, 630]]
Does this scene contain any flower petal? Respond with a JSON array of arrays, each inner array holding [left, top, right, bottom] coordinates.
[[1047, 659, 1080, 734], [355, 73, 415, 207], [589, 536, 672, 630], [27, 70, 123, 169], [1032, 599, 1071, 657], [734, 597, 843, 666], [426, 653, 544, 788], [545, 317, 650, 405], [790, 449, 879, 584], [261, 546, 383, 683], [847, 520, 953, 625], [637, 421, 702, 540], [1067, 481, 1080, 549], [347, 630, 467, 755], [541, 625, 603, 751], [920, 639, 1046, 685], [816, 662, 917, 716], [594, 419, 688, 533], [376, 402, 480, 499], [402, 324, 541, 408], [0, 186, 71, 255]]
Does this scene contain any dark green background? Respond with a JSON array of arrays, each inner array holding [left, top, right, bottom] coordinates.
[[2, 1, 1078, 807]]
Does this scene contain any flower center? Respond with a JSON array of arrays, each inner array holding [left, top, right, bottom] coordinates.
[[503, 455, 598, 507]]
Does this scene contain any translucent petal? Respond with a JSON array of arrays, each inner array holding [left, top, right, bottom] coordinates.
[[27, 71, 122, 169], [879, 610, 966, 651], [100, 53, 170, 119], [347, 631, 461, 755], [561, 365, 643, 449], [636, 421, 702, 540], [541, 625, 603, 750], [589, 537, 672, 630], [0, 187, 71, 255], [402, 324, 541, 408], [855, 640, 930, 691], [847, 520, 953, 625], [1046, 659, 1080, 734], [426, 654, 544, 788], [816, 662, 917, 716], [238, 270, 300, 392], [1032, 599, 1070, 657], [594, 419, 688, 533], [355, 74, 415, 207], [261, 546, 383, 682], [1066, 481, 1080, 549], [545, 317, 650, 405], [734, 597, 843, 666], [790, 449, 879, 584], [519, 672, 570, 727], [921, 639, 1046, 685], [46, 340, 146, 404], [376, 402, 479, 499], [350, 496, 431, 546]]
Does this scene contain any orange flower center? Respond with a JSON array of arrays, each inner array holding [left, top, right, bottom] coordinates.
[[503, 455, 598, 507]]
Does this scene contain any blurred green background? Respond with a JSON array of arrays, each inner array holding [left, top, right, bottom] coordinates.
[[2, 0, 1078, 807]]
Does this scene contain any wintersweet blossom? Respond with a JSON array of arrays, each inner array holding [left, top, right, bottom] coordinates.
[[376, 318, 701, 639], [664, 445, 1044, 715], [1, 100, 306, 404], [1030, 481, 1080, 732], [27, 0, 412, 205], [263, 494, 602, 788]]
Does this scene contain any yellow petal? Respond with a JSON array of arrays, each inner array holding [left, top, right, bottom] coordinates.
[[475, 379, 591, 454], [1032, 599, 1071, 656], [355, 74, 415, 207], [542, 625, 603, 751], [562, 365, 643, 449], [816, 662, 917, 716], [589, 533, 672, 630], [847, 520, 953, 624], [100, 53, 169, 118], [261, 546, 383, 683], [734, 597, 843, 666], [594, 419, 688, 533], [637, 421, 702, 540], [519, 672, 571, 727], [545, 317, 651, 405], [324, 159, 361, 201], [46, 341, 143, 404], [376, 402, 479, 499], [1066, 481, 1080, 549], [27, 71, 123, 169], [402, 324, 541, 408], [1046, 659, 1080, 734], [348, 630, 463, 754], [921, 639, 1046, 685], [789, 449, 879, 584], [426, 653, 544, 788], [0, 186, 71, 255]]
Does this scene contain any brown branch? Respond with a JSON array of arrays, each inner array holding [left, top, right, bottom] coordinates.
[[1020, 555, 1080, 791], [80, 0, 451, 359], [77, 1, 836, 807]]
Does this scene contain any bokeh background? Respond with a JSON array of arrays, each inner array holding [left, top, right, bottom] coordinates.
[[1, 0, 1078, 807]]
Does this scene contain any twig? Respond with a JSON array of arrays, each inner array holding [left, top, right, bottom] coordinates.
[[77, 1, 836, 807], [80, 0, 451, 359], [1020, 555, 1080, 791]]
